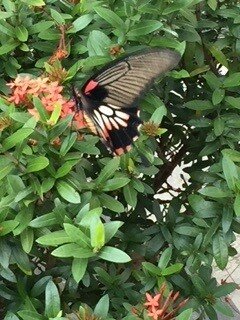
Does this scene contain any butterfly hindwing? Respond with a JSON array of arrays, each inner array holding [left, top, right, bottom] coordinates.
[[90, 104, 141, 155], [75, 48, 181, 155]]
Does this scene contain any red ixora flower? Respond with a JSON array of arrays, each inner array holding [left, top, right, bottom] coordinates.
[[7, 75, 85, 129], [143, 283, 188, 320]]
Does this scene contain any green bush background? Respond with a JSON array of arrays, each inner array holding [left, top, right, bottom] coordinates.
[[0, 0, 240, 319]]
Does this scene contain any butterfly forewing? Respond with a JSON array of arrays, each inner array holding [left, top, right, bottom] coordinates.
[[77, 48, 181, 155], [90, 49, 180, 109]]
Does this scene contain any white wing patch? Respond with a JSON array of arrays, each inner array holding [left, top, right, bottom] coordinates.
[[109, 117, 119, 129], [102, 114, 112, 130], [115, 110, 130, 120], [95, 104, 129, 130], [114, 117, 128, 127], [99, 105, 114, 116]]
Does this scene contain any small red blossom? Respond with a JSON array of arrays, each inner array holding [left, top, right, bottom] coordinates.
[[143, 283, 188, 320], [144, 293, 161, 308], [7, 75, 81, 126]]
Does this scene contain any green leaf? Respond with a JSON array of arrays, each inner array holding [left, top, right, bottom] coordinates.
[[20, 228, 34, 253], [15, 26, 28, 42], [212, 231, 228, 269], [176, 309, 193, 320], [171, 69, 190, 78], [52, 244, 95, 258], [48, 103, 62, 125], [142, 262, 162, 276], [0, 41, 18, 55], [83, 55, 111, 69], [12, 247, 32, 275], [98, 246, 131, 263], [213, 300, 234, 318], [225, 96, 240, 109], [94, 6, 125, 30], [223, 72, 240, 87], [87, 30, 111, 56], [150, 105, 167, 125], [20, 0, 45, 6], [123, 184, 137, 208], [191, 274, 208, 297], [56, 180, 81, 204], [17, 310, 44, 320], [158, 247, 172, 269], [189, 195, 220, 218], [127, 20, 162, 37], [214, 283, 238, 298], [36, 230, 71, 246], [222, 149, 240, 162], [209, 46, 228, 68], [0, 220, 19, 236], [80, 207, 102, 227], [0, 241, 11, 269], [174, 225, 200, 236], [212, 88, 225, 105], [163, 0, 194, 14], [199, 186, 231, 198], [102, 177, 130, 192], [99, 193, 124, 212], [64, 223, 90, 247], [94, 294, 109, 318], [2, 128, 34, 151], [29, 212, 58, 228], [95, 157, 120, 184], [222, 155, 238, 190], [0, 163, 14, 180], [161, 263, 183, 276], [72, 258, 88, 283], [33, 97, 49, 122], [50, 8, 65, 24], [45, 280, 60, 318], [234, 193, 240, 216], [213, 118, 224, 136], [185, 100, 214, 110], [72, 14, 93, 32], [4, 312, 19, 320], [104, 221, 123, 243], [0, 11, 13, 19], [29, 21, 54, 34], [90, 218, 105, 250], [59, 133, 77, 156], [26, 156, 49, 172]]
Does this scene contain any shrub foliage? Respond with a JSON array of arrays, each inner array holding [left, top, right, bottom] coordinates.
[[0, 0, 240, 319]]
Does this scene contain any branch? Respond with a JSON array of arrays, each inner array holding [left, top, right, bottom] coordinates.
[[154, 144, 187, 192]]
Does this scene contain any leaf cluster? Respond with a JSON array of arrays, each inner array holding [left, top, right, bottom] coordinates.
[[0, 0, 240, 319]]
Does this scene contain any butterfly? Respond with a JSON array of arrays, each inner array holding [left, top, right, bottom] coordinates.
[[72, 48, 180, 156]]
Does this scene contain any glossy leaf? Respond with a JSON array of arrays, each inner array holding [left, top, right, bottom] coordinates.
[[26, 156, 49, 172], [45, 280, 61, 318], [56, 181, 81, 204], [212, 231, 228, 270], [94, 294, 109, 318], [98, 246, 131, 263], [94, 6, 125, 30], [71, 258, 88, 283], [127, 20, 162, 37]]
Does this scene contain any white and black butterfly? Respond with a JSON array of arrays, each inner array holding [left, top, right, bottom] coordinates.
[[72, 48, 180, 155]]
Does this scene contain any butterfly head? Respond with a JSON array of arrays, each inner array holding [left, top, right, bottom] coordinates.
[[72, 85, 83, 111]]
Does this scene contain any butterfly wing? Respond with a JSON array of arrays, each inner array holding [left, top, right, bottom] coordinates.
[[76, 48, 181, 155]]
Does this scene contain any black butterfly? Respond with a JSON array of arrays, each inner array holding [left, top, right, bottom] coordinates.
[[73, 48, 180, 155]]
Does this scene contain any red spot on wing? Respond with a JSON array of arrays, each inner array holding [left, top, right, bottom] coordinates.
[[84, 80, 98, 94]]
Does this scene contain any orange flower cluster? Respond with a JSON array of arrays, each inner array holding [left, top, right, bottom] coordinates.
[[7, 75, 85, 128], [144, 284, 188, 320]]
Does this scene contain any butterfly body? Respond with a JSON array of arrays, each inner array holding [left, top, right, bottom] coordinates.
[[73, 48, 181, 155]]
